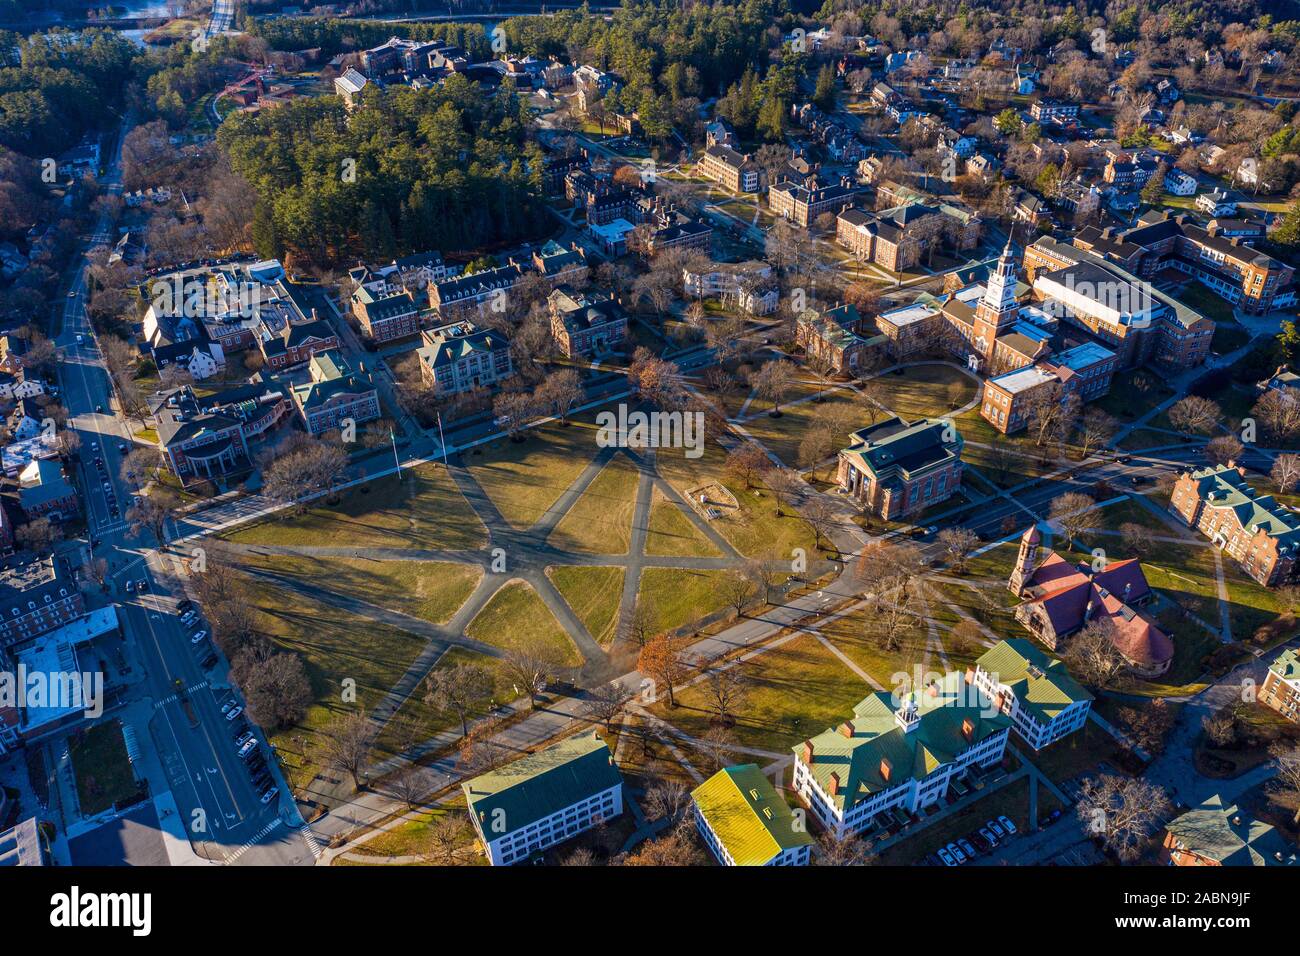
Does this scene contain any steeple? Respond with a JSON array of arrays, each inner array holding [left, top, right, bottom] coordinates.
[[982, 239, 1019, 317], [1009, 523, 1041, 596]]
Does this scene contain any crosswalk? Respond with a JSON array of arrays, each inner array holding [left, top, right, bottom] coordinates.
[[299, 821, 324, 859], [223, 817, 283, 865], [155, 680, 210, 709]]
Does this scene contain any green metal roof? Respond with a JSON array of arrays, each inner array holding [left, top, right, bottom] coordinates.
[[792, 672, 1010, 813], [461, 731, 622, 838], [1271, 648, 1300, 683], [1165, 793, 1296, 866], [691, 764, 813, 865], [976, 639, 1092, 724]]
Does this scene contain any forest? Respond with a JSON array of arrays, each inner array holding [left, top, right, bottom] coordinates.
[[217, 73, 550, 263]]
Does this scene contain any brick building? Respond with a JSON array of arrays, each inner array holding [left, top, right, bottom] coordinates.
[[1169, 463, 1300, 586], [836, 416, 963, 519], [548, 287, 629, 358]]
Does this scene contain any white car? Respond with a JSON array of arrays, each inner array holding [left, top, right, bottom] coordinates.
[[936, 846, 958, 866], [986, 819, 1006, 839], [260, 786, 278, 805], [224, 705, 243, 722], [946, 841, 966, 864], [997, 815, 1017, 836], [190, 630, 207, 645], [237, 738, 257, 758]]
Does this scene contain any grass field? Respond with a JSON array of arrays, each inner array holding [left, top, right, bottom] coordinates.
[[651, 632, 873, 755], [239, 573, 431, 791], [225, 465, 486, 551], [235, 552, 482, 625], [467, 414, 603, 530], [465, 580, 583, 666], [371, 647, 519, 759], [644, 488, 724, 557], [638, 567, 734, 634], [741, 387, 860, 470], [547, 454, 640, 554], [871, 363, 978, 421], [546, 565, 625, 645], [70, 720, 139, 817], [656, 441, 818, 558]]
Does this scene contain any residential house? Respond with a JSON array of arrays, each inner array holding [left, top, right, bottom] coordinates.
[[0, 555, 84, 650], [980, 341, 1117, 434], [548, 287, 629, 358], [682, 261, 778, 316], [1261, 648, 1300, 725], [1196, 189, 1237, 217], [16, 459, 77, 520], [290, 350, 380, 436]]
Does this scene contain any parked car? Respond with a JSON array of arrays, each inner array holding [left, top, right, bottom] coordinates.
[[936, 846, 958, 866], [997, 815, 1017, 835], [947, 842, 967, 864], [190, 630, 207, 645], [987, 819, 1006, 839], [237, 738, 257, 759], [199, 653, 219, 670], [956, 838, 977, 859], [979, 826, 999, 848], [235, 731, 254, 747], [224, 706, 243, 722]]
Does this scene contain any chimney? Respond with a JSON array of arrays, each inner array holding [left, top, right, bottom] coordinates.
[[1232, 814, 1243, 826], [879, 757, 892, 782], [802, 739, 815, 765], [961, 717, 975, 742], [1123, 581, 1132, 602], [839, 721, 854, 738], [926, 681, 939, 697], [828, 771, 840, 795], [311, 307, 319, 321]]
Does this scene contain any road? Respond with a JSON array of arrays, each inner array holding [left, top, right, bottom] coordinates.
[[52, 116, 316, 867]]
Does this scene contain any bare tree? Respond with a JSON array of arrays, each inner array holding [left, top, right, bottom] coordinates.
[[581, 681, 633, 732], [1270, 741, 1300, 826], [816, 828, 874, 866], [1075, 408, 1118, 459], [702, 663, 752, 727], [390, 765, 427, 809], [1119, 521, 1155, 556], [936, 527, 979, 573], [718, 568, 758, 619], [127, 489, 179, 547], [423, 662, 493, 738], [1167, 395, 1223, 436], [1048, 491, 1095, 548], [318, 710, 373, 792], [750, 359, 799, 415], [801, 494, 840, 552], [1076, 774, 1172, 862], [501, 642, 562, 709], [1271, 453, 1300, 494], [1202, 706, 1239, 748], [1205, 434, 1245, 465], [1063, 620, 1129, 691], [1252, 389, 1300, 444], [642, 780, 692, 827], [724, 442, 771, 490], [626, 595, 658, 647]]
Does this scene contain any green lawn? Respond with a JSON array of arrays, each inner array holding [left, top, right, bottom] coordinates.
[[371, 647, 520, 759], [344, 798, 485, 865], [656, 441, 819, 559], [644, 488, 723, 557], [638, 567, 734, 634], [467, 414, 603, 530], [225, 464, 487, 551], [235, 552, 481, 625], [870, 363, 978, 421], [546, 565, 625, 645], [741, 387, 860, 470], [69, 720, 140, 817], [1031, 721, 1126, 787], [465, 580, 582, 666], [651, 632, 873, 755], [547, 454, 640, 554], [239, 573, 431, 792]]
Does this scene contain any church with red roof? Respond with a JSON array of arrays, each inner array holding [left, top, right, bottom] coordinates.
[[1007, 525, 1175, 679]]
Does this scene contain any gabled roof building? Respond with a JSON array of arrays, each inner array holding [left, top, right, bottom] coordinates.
[[462, 731, 623, 866], [836, 415, 963, 519], [969, 638, 1092, 750], [792, 673, 1011, 839], [692, 764, 813, 866]]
